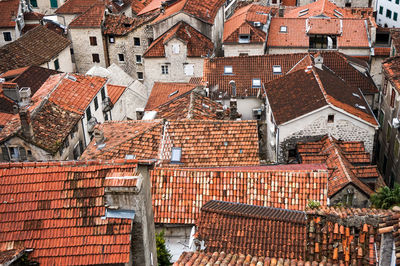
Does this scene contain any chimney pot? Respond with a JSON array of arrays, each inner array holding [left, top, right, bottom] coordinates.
[[19, 108, 34, 139]]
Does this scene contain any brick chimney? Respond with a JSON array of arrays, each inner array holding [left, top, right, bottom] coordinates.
[[230, 98, 239, 120], [19, 108, 33, 139], [18, 87, 31, 108]]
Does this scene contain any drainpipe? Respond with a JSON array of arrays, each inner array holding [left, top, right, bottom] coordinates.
[[275, 126, 279, 163]]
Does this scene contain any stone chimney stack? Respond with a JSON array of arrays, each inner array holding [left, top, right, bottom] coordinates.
[[314, 54, 323, 70], [279, 6, 284, 17], [18, 87, 31, 108], [216, 109, 224, 120], [230, 98, 239, 120], [19, 108, 34, 139], [94, 128, 105, 145]]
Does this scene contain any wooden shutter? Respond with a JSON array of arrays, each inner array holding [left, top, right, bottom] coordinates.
[[19, 147, 27, 161], [1, 147, 9, 161]]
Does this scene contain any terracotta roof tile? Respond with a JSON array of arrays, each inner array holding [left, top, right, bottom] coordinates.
[[144, 21, 213, 57], [24, 12, 44, 21], [284, 0, 356, 19], [137, 0, 162, 15], [151, 165, 328, 224], [0, 112, 14, 128], [145, 82, 197, 110], [0, 160, 138, 265], [197, 201, 307, 259], [69, 3, 105, 28], [0, 0, 20, 28], [0, 87, 16, 115], [382, 56, 400, 94], [0, 25, 71, 73], [131, 0, 146, 14], [307, 18, 341, 35], [55, 0, 102, 14], [155, 91, 229, 120], [297, 136, 385, 197], [103, 13, 157, 35], [379, 210, 400, 264], [107, 84, 126, 104], [374, 47, 390, 56]]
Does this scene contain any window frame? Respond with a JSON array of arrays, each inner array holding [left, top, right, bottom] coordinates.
[[161, 65, 169, 75], [3, 32, 11, 42], [89, 36, 97, 46], [134, 37, 140, 46], [137, 72, 144, 80], [135, 54, 142, 64], [386, 9, 392, 18], [54, 58, 60, 70], [118, 53, 125, 62], [92, 53, 100, 63], [224, 66, 233, 74]]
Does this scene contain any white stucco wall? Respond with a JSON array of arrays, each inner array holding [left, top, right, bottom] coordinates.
[[223, 43, 264, 57], [377, 0, 400, 28], [222, 97, 262, 120], [31, 0, 65, 15], [40, 45, 74, 73]]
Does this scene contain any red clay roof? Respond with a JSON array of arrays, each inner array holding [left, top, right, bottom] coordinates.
[[145, 82, 197, 110], [151, 165, 328, 224], [0, 25, 71, 73], [103, 13, 157, 35], [223, 4, 271, 43], [151, 0, 225, 25], [197, 200, 307, 259], [107, 84, 126, 104], [0, 160, 139, 265], [267, 18, 369, 48], [69, 2, 105, 28], [55, 0, 101, 14], [0, 0, 20, 28], [137, 0, 162, 15], [81, 120, 260, 167], [24, 11, 44, 21], [382, 56, 400, 94], [144, 21, 213, 58], [49, 74, 107, 114], [297, 136, 385, 197], [284, 0, 356, 19]]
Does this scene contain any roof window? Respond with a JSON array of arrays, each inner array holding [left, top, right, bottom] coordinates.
[[224, 66, 233, 74], [272, 65, 282, 74], [280, 26, 287, 32], [105, 209, 135, 219], [171, 147, 182, 163], [298, 8, 309, 17], [352, 93, 360, 98], [334, 9, 343, 17], [239, 34, 250, 44], [169, 90, 179, 97], [252, 78, 261, 88], [355, 104, 366, 110]]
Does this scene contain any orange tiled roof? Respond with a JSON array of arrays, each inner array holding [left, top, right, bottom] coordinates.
[[24, 11, 44, 21], [267, 18, 369, 49], [0, 160, 138, 265], [382, 56, 400, 94], [223, 4, 271, 44], [197, 200, 307, 259], [379, 210, 400, 264], [144, 21, 213, 58], [374, 47, 390, 56], [151, 165, 328, 224], [55, 0, 102, 14], [69, 2, 105, 28], [145, 82, 197, 110], [137, 0, 162, 15], [0, 25, 71, 73], [151, 0, 225, 25], [155, 91, 229, 120], [107, 84, 126, 104], [284, 0, 356, 19], [103, 12, 157, 35], [131, 0, 146, 14], [49, 74, 107, 114], [81, 120, 260, 167], [297, 136, 385, 197], [0, 0, 20, 28]]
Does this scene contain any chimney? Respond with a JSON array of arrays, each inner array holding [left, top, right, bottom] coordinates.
[[230, 98, 239, 120], [279, 6, 284, 17], [19, 108, 34, 139], [93, 128, 105, 145], [18, 87, 31, 108], [314, 54, 323, 70], [216, 109, 224, 120], [104, 161, 158, 266], [136, 108, 144, 120]]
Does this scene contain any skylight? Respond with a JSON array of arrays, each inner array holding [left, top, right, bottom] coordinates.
[[171, 147, 182, 163], [273, 65, 282, 74], [334, 9, 343, 16], [355, 104, 366, 110], [169, 90, 179, 97], [252, 78, 261, 88], [224, 66, 233, 74], [280, 26, 287, 32]]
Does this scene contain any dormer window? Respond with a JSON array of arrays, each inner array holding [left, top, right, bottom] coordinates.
[[171, 147, 182, 163], [272, 65, 282, 74], [252, 78, 261, 88], [239, 34, 250, 43], [224, 66, 233, 74], [280, 26, 287, 33]]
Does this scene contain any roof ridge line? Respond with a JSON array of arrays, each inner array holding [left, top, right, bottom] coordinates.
[[311, 67, 330, 105]]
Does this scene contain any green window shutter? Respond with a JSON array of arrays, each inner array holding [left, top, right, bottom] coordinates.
[[54, 59, 60, 70], [1, 147, 9, 161], [50, 0, 58, 8], [19, 147, 27, 161], [397, 0, 400, 4], [31, 0, 38, 7], [379, 6, 384, 14], [394, 12, 398, 21]]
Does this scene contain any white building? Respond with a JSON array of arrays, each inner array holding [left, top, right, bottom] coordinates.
[[377, 0, 400, 28]]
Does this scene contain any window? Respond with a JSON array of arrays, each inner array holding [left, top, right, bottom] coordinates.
[[3, 32, 11, 42], [252, 78, 261, 88], [161, 65, 168, 75], [54, 59, 60, 70], [387, 9, 392, 18], [272, 65, 282, 74], [30, 0, 38, 7], [309, 34, 337, 49], [239, 34, 250, 43], [118, 53, 125, 62], [379, 110, 384, 126], [86, 106, 92, 120], [137, 72, 143, 80], [92, 54, 100, 63], [104, 112, 109, 121], [134, 37, 140, 46], [50, 0, 58, 8], [387, 122, 391, 142], [383, 78, 388, 95], [94, 96, 99, 110], [328, 114, 334, 123], [397, 0, 400, 4], [148, 38, 154, 45], [172, 44, 180, 54], [136, 55, 142, 63], [224, 66, 233, 74], [391, 88, 396, 108], [89, 36, 97, 46], [394, 12, 398, 21], [239, 53, 248, 56], [184, 64, 194, 76], [109, 35, 115, 43], [101, 87, 106, 100], [379, 6, 383, 14], [171, 147, 182, 163], [280, 26, 287, 32]]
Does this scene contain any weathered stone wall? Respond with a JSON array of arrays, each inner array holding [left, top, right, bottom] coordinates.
[[223, 43, 264, 57], [330, 184, 370, 208]]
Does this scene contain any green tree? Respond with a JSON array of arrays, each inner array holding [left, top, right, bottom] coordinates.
[[156, 230, 172, 266], [370, 183, 400, 209]]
